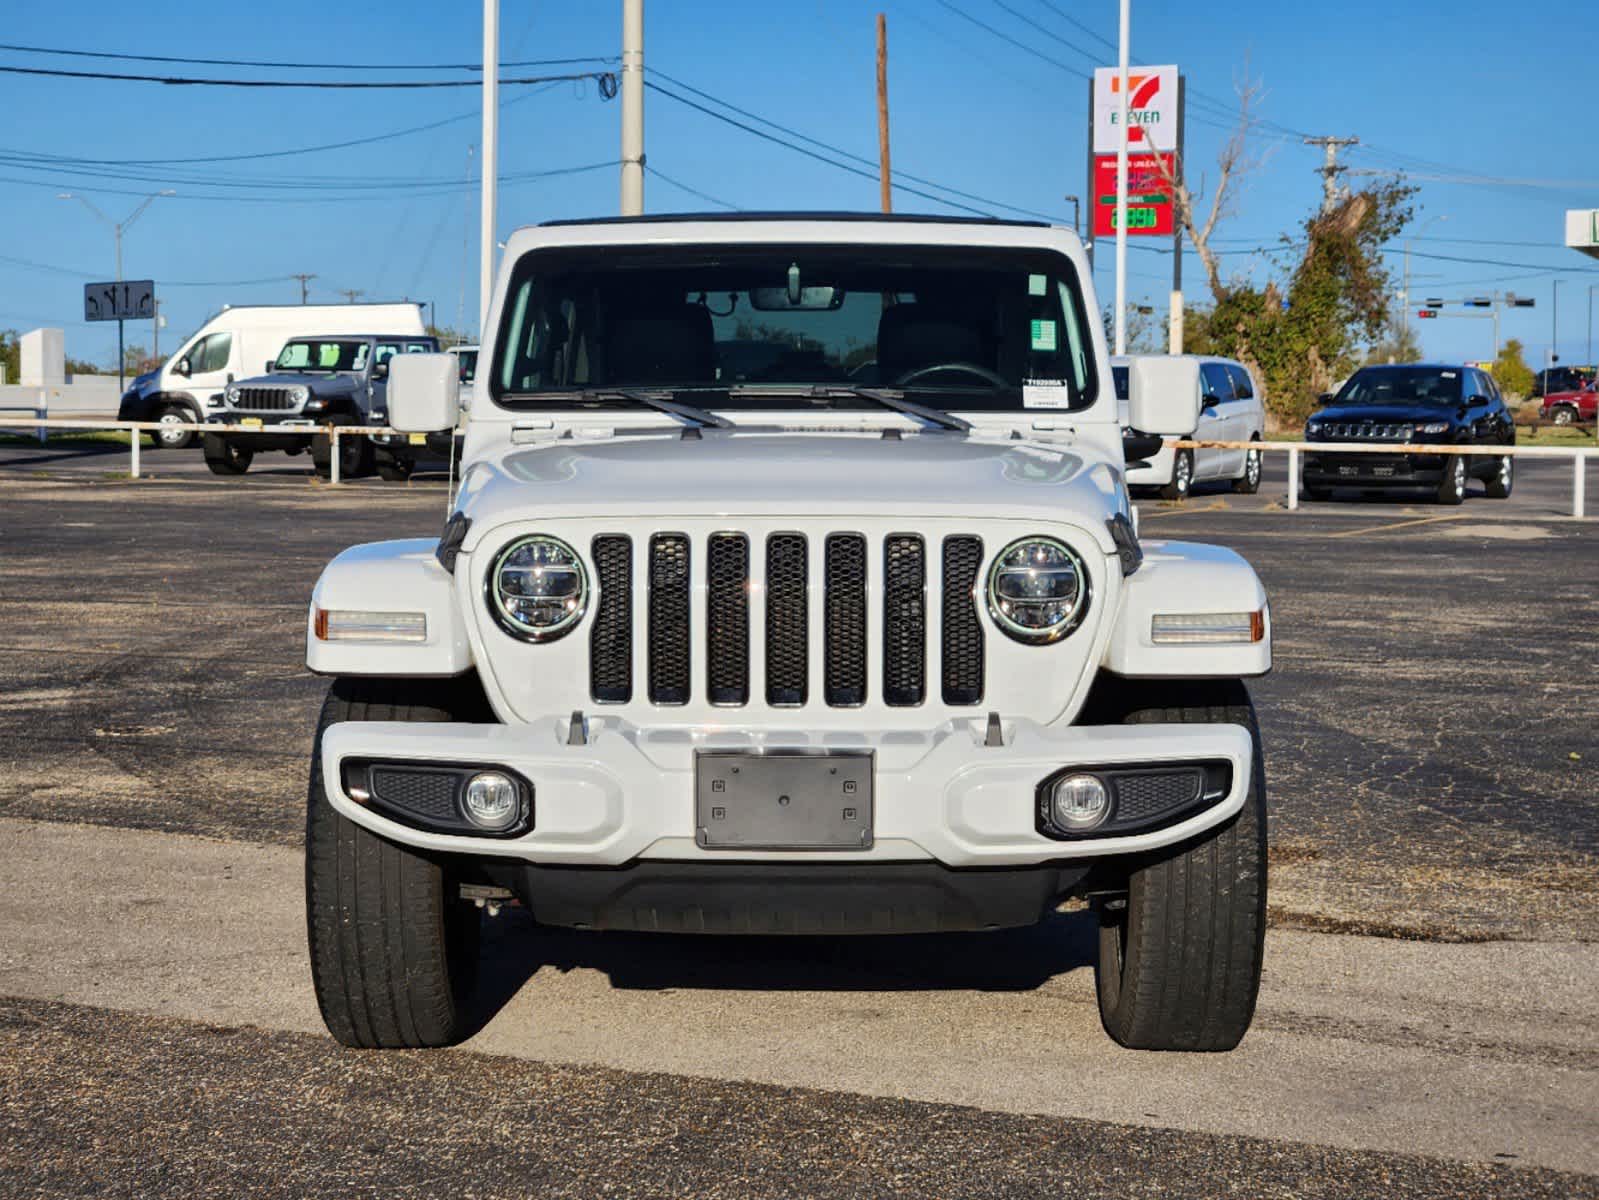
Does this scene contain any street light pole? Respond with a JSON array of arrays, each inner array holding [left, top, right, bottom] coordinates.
[[1113, 0, 1130, 355], [58, 189, 172, 393], [1062, 194, 1081, 238], [479, 0, 499, 338], [1401, 214, 1446, 343], [620, 0, 645, 216]]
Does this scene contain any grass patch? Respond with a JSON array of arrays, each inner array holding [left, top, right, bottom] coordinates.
[[0, 429, 135, 447]]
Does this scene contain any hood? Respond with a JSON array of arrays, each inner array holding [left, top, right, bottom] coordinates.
[[124, 368, 159, 397], [454, 431, 1124, 551], [237, 371, 361, 392], [1311, 403, 1460, 424]]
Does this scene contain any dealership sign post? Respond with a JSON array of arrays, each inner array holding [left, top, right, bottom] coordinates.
[[1091, 65, 1185, 351]]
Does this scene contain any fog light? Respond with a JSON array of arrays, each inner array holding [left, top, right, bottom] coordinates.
[[462, 772, 520, 830], [1050, 773, 1109, 830]]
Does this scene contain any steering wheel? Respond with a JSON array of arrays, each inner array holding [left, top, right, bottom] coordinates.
[[893, 361, 1010, 389]]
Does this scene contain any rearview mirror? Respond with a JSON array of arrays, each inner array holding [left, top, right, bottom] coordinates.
[[387, 353, 459, 433], [749, 285, 844, 311], [1126, 355, 1201, 437]]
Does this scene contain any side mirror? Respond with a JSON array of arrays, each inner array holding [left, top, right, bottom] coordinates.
[[174, 357, 191, 377], [1467, 393, 1488, 406], [371, 360, 389, 380], [1317, 392, 1335, 404], [1201, 391, 1220, 409], [264, 360, 275, 373], [1126, 356, 1202, 436], [387, 353, 460, 433]]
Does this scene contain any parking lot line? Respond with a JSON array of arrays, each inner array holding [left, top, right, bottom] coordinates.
[[1324, 513, 1473, 539]]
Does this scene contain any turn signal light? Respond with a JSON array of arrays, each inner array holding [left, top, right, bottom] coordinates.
[[1150, 610, 1266, 645]]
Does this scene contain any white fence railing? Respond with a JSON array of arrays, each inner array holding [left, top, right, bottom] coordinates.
[[1, 418, 1595, 516]]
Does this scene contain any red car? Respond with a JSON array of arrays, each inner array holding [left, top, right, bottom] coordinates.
[[1541, 383, 1596, 426]]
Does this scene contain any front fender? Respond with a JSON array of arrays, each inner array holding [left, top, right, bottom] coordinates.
[[306, 538, 474, 677], [1102, 539, 1271, 678]]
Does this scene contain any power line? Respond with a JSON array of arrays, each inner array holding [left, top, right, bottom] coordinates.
[[647, 70, 1065, 222], [0, 62, 619, 91], [1032, 0, 1117, 53], [643, 165, 739, 211], [933, 1, 1091, 81], [0, 40, 614, 72]]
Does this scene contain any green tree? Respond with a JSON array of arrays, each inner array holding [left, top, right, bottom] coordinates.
[[1490, 338, 1535, 399], [0, 330, 19, 383]]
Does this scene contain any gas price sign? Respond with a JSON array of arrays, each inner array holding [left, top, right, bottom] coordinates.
[[1092, 153, 1176, 238]]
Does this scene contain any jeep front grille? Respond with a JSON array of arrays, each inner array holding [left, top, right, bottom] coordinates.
[[1318, 421, 1411, 442], [764, 534, 808, 706], [589, 535, 633, 704], [940, 535, 985, 705], [647, 533, 691, 705], [593, 531, 988, 710], [229, 386, 298, 412]]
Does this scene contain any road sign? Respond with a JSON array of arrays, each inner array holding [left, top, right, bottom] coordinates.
[[1093, 65, 1179, 153], [1092, 153, 1176, 237], [84, 280, 155, 322]]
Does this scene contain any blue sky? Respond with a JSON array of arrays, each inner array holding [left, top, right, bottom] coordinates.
[[3, 0, 1597, 370]]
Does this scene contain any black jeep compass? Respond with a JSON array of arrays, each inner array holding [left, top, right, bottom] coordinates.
[[1302, 364, 1516, 505]]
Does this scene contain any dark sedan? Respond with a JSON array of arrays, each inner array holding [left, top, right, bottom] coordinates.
[[1301, 364, 1515, 505]]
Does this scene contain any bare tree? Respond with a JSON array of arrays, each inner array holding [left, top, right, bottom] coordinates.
[[1151, 67, 1272, 303]]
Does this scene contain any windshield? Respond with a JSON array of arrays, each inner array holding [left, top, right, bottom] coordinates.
[[276, 339, 370, 372], [1334, 367, 1463, 407], [490, 243, 1098, 413]]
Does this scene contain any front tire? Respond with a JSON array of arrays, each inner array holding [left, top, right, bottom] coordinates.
[[1232, 439, 1262, 494], [305, 677, 485, 1048], [1551, 406, 1576, 427], [1093, 679, 1267, 1051], [375, 448, 415, 482], [312, 422, 373, 480], [202, 434, 252, 476], [152, 404, 196, 450], [1484, 453, 1513, 500], [1436, 454, 1467, 505], [1159, 449, 1193, 501]]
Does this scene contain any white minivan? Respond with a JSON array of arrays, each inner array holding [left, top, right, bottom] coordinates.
[[1113, 354, 1266, 499], [117, 302, 427, 449]]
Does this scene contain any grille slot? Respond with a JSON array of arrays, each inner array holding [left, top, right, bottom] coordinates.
[[589, 535, 632, 703], [648, 534, 691, 705], [1112, 769, 1204, 822], [882, 535, 926, 706], [824, 534, 868, 707], [706, 534, 750, 705], [370, 768, 457, 822], [1322, 421, 1410, 442], [232, 386, 297, 412], [941, 536, 984, 705], [765, 534, 808, 706]]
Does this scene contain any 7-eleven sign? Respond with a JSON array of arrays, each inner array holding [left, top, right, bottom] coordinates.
[[1093, 64, 1179, 154]]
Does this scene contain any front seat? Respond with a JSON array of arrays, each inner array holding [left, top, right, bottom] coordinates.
[[602, 303, 716, 386], [876, 303, 987, 385]]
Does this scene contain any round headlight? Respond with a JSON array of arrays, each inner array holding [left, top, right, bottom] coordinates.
[[489, 535, 588, 640], [224, 384, 240, 403], [986, 536, 1089, 643], [291, 385, 310, 404]]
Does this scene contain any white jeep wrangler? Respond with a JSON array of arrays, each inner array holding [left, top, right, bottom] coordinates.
[[304, 214, 1271, 1052]]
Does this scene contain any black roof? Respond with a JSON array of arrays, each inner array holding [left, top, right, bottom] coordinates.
[[540, 211, 1048, 229], [1355, 362, 1476, 371]]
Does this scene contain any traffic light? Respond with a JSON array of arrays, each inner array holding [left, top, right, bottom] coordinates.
[[1506, 294, 1536, 308], [1425, 297, 1445, 308], [1466, 297, 1492, 308], [1416, 309, 1437, 319]]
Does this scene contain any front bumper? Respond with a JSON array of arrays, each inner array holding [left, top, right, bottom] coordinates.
[[1303, 449, 1448, 486], [320, 715, 1253, 868], [1124, 442, 1177, 487]]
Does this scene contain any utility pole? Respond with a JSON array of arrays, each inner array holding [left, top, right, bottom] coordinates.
[[876, 13, 892, 213], [1587, 284, 1596, 366], [338, 289, 365, 304], [291, 273, 316, 304], [480, 0, 500, 336], [1303, 136, 1359, 214], [620, 0, 645, 216], [1552, 279, 1561, 384], [1112, 0, 1130, 355]]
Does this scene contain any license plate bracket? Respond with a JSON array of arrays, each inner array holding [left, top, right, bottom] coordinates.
[[695, 751, 874, 851]]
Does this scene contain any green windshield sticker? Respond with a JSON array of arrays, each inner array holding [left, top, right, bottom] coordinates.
[[1028, 273, 1047, 296], [1030, 319, 1058, 352]]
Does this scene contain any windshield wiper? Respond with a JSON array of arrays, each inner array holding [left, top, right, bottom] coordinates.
[[730, 384, 972, 433], [566, 387, 732, 428], [577, 388, 734, 429]]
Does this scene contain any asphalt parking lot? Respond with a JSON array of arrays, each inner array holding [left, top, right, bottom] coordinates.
[[1, 451, 1595, 1197]]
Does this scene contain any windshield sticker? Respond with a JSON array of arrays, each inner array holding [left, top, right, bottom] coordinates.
[[1440, 371, 1457, 378], [1028, 273, 1048, 296], [1023, 379, 1072, 408], [1030, 319, 1058, 352]]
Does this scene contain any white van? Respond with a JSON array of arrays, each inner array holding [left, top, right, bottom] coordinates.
[[1112, 354, 1267, 499], [117, 302, 427, 449]]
